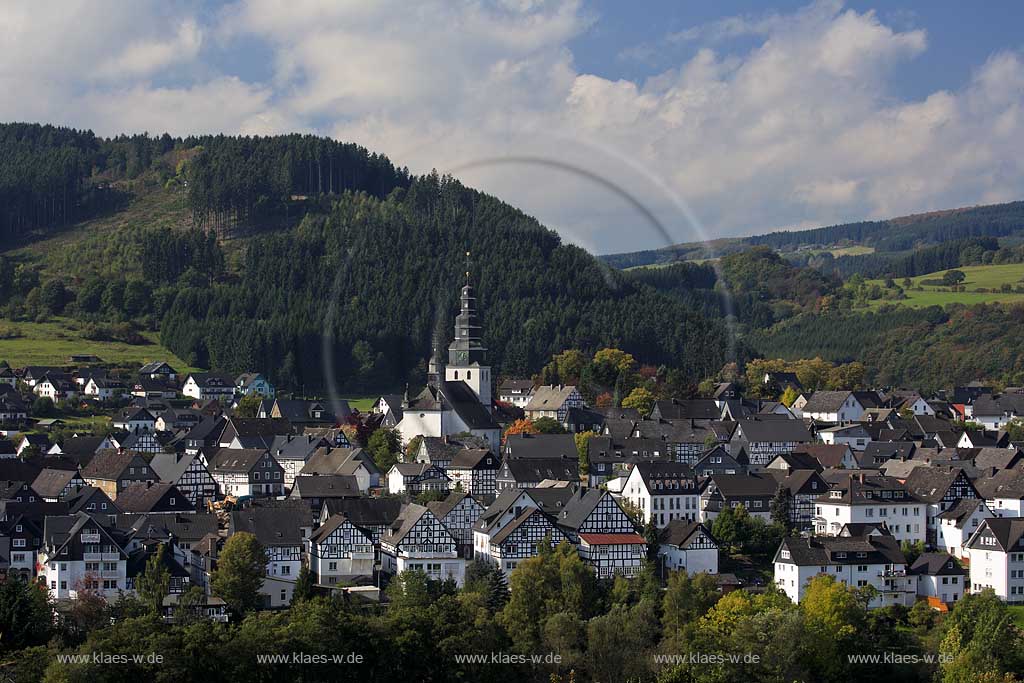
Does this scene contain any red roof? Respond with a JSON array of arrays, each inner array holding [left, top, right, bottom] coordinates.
[[579, 533, 645, 546]]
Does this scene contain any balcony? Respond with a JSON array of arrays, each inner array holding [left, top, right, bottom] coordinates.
[[84, 553, 121, 562]]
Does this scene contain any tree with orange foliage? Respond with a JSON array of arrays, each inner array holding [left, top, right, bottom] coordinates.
[[503, 418, 538, 443], [594, 392, 614, 408]]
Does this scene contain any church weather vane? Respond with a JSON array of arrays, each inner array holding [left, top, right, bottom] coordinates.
[[465, 250, 471, 282]]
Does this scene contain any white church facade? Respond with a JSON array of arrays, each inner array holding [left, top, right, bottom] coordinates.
[[397, 272, 502, 448]]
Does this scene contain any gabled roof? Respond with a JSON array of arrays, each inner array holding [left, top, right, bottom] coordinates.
[[209, 448, 272, 473], [64, 486, 117, 514], [440, 380, 499, 430], [504, 433, 577, 459], [777, 533, 904, 566], [525, 385, 578, 412], [150, 451, 207, 483], [968, 517, 1024, 552], [500, 457, 578, 483], [706, 472, 781, 497], [290, 475, 361, 498], [801, 391, 855, 413], [381, 503, 434, 546], [903, 467, 976, 504], [937, 498, 990, 528], [308, 513, 371, 545], [909, 552, 966, 576], [81, 450, 139, 480], [115, 482, 188, 513], [426, 491, 483, 520], [733, 418, 813, 443], [229, 506, 307, 546], [658, 520, 718, 548], [321, 498, 404, 529], [31, 468, 81, 498], [449, 448, 497, 470]]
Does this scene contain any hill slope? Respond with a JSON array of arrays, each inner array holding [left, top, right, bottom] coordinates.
[[602, 201, 1024, 270], [0, 126, 736, 392]]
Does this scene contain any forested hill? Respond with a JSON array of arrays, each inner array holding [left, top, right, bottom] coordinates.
[[0, 124, 736, 392]]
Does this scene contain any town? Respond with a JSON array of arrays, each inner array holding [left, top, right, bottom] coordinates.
[[0, 274, 1022, 631]]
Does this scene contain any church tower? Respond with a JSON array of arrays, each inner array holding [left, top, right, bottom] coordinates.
[[445, 252, 492, 407]]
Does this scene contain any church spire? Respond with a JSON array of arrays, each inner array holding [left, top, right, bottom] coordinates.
[[449, 250, 486, 366]]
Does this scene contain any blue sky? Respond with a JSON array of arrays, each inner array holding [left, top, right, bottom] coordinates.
[[2, 0, 1022, 254]]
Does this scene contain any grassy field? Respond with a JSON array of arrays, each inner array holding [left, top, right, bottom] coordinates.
[[0, 319, 198, 370], [343, 396, 378, 412], [865, 263, 1024, 309]]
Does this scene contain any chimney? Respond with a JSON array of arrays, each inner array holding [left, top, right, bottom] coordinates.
[[858, 473, 865, 484]]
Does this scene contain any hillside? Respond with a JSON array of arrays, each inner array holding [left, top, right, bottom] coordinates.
[[0, 125, 736, 393], [601, 200, 1024, 270]]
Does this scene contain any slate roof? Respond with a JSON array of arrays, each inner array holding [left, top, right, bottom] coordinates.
[[651, 399, 721, 420], [115, 482, 186, 513], [969, 517, 1024, 551], [501, 457, 578, 483], [381, 503, 432, 546], [321, 498, 404, 528], [801, 391, 855, 413], [903, 467, 975, 504], [777, 534, 905, 566], [504, 433, 577, 459], [733, 418, 813, 443], [81, 450, 137, 480], [973, 469, 1024, 499], [230, 506, 307, 546], [31, 468, 80, 499], [936, 498, 990, 528], [909, 552, 966, 576], [150, 451, 206, 483], [449, 448, 496, 470], [658, 520, 717, 548], [209, 448, 270, 473], [290, 475, 361, 498]]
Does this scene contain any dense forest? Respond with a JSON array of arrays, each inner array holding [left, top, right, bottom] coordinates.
[[157, 173, 736, 391], [748, 303, 1024, 392]]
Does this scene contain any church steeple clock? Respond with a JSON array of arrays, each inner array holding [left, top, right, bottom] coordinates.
[[445, 251, 492, 406]]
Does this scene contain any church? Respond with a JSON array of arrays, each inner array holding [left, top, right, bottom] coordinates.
[[396, 271, 502, 448]]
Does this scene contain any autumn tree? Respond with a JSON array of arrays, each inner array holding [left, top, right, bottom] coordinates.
[[503, 418, 538, 443], [621, 386, 656, 416]]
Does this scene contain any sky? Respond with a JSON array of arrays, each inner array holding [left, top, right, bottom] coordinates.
[[2, 1, 1022, 254]]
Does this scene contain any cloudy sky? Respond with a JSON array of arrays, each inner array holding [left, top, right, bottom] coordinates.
[[3, 0, 1022, 254]]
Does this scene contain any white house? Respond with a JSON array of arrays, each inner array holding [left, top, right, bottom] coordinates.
[[39, 513, 129, 601], [182, 373, 236, 402], [813, 473, 926, 545], [938, 498, 995, 559], [964, 518, 1024, 603], [817, 424, 872, 451], [774, 533, 914, 608], [621, 461, 700, 528], [306, 514, 375, 584], [380, 503, 464, 586], [498, 379, 535, 408], [909, 552, 966, 607], [799, 391, 865, 423], [657, 521, 719, 575], [209, 448, 285, 498], [235, 372, 275, 398], [975, 470, 1024, 518]]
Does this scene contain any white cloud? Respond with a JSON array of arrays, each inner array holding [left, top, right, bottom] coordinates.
[[0, 0, 1022, 253]]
